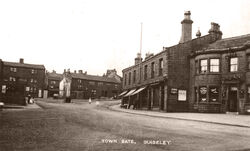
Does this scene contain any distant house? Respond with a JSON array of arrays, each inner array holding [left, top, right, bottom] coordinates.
[[1, 58, 45, 105], [59, 69, 122, 99], [104, 69, 122, 83], [46, 70, 63, 97]]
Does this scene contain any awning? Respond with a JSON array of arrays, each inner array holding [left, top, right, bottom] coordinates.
[[131, 87, 146, 95], [123, 89, 137, 97], [118, 90, 128, 97]]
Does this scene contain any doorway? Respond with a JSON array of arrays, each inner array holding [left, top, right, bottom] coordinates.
[[228, 86, 238, 112]]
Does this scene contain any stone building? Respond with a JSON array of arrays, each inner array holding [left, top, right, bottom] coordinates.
[[121, 11, 223, 112], [189, 34, 250, 114], [45, 70, 63, 97], [0, 58, 45, 105]]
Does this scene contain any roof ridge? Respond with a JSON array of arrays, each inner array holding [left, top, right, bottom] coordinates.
[[219, 33, 250, 41]]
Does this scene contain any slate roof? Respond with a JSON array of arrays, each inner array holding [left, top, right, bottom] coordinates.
[[71, 73, 120, 84], [206, 34, 250, 50], [47, 72, 63, 80], [3, 61, 45, 69]]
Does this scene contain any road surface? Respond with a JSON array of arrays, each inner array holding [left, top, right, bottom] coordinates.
[[0, 100, 250, 151]]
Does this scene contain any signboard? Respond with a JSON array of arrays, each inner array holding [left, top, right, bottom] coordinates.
[[171, 88, 178, 94], [26, 87, 30, 92], [178, 90, 187, 101], [2, 85, 6, 93]]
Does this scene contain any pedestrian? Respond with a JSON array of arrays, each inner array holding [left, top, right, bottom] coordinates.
[[89, 98, 92, 104], [96, 101, 100, 106]]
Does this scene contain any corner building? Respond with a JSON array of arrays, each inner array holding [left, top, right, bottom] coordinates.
[[121, 11, 250, 113], [190, 34, 250, 114]]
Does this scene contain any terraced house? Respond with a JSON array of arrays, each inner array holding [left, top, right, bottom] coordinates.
[[121, 11, 250, 114], [60, 69, 122, 99], [0, 58, 45, 105]]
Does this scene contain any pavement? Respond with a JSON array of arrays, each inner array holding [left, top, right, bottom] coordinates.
[[1, 102, 41, 110], [109, 104, 250, 128]]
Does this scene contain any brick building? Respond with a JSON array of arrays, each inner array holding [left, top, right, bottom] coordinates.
[[0, 58, 45, 105], [121, 11, 223, 112], [59, 69, 122, 99]]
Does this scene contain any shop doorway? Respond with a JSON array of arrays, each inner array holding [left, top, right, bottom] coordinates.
[[228, 86, 238, 112]]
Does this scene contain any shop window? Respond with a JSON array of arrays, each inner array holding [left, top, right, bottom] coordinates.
[[230, 57, 238, 72], [210, 59, 219, 72], [199, 86, 207, 102], [200, 59, 208, 73], [209, 86, 219, 102]]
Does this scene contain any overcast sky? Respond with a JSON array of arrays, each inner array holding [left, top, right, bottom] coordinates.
[[1, 0, 250, 76]]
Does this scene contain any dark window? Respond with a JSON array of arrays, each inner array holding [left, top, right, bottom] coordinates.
[[128, 72, 131, 85], [124, 74, 127, 86], [248, 55, 250, 70], [200, 59, 208, 73], [159, 58, 163, 76], [194, 87, 198, 103], [209, 86, 219, 102], [133, 70, 136, 83], [195, 60, 199, 74], [247, 86, 250, 102], [210, 59, 219, 72], [230, 57, 238, 72], [199, 86, 207, 102], [144, 65, 148, 80], [151, 62, 155, 78]]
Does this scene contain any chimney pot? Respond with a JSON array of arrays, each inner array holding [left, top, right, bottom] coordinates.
[[19, 58, 24, 64]]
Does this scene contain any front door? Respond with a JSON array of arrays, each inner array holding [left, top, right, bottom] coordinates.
[[228, 87, 238, 112]]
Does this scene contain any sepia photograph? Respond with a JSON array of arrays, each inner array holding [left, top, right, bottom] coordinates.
[[1, 0, 250, 150]]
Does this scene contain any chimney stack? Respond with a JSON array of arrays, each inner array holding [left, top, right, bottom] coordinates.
[[179, 11, 193, 43], [208, 22, 222, 39], [134, 53, 142, 65], [19, 58, 24, 64], [78, 70, 83, 74]]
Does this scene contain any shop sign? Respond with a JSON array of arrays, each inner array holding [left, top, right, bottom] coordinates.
[[231, 87, 238, 91], [178, 90, 187, 101], [2, 85, 6, 93], [26, 87, 30, 92], [171, 88, 178, 94]]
